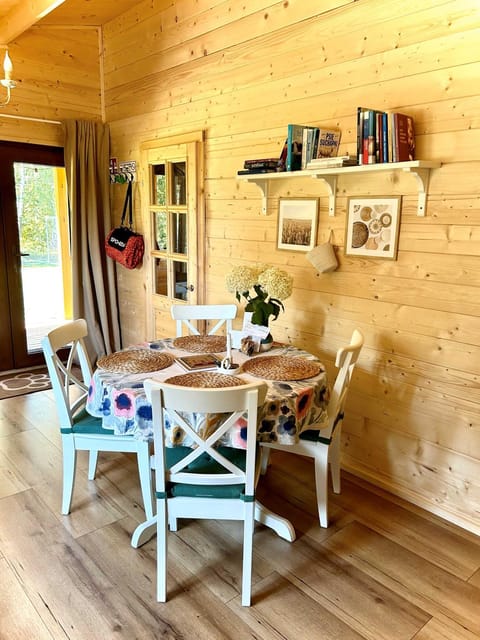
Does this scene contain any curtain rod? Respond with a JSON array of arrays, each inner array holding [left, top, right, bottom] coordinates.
[[0, 112, 61, 125]]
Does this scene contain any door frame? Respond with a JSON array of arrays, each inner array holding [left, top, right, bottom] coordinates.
[[0, 140, 65, 370], [141, 130, 205, 339]]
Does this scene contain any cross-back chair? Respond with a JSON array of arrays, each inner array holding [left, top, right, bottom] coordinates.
[[171, 303, 237, 337], [144, 378, 267, 606], [42, 319, 154, 519], [260, 329, 364, 528]]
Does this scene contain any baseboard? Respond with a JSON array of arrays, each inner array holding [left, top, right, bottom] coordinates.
[[342, 461, 480, 538]]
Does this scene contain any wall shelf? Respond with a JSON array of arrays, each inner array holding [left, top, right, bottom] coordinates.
[[237, 160, 441, 216]]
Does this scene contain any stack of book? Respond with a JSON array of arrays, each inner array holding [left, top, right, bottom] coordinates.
[[238, 157, 281, 174], [306, 154, 357, 170], [356, 107, 415, 165]]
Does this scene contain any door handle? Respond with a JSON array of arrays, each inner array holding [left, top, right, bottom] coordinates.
[[18, 252, 30, 257], [187, 284, 195, 292]]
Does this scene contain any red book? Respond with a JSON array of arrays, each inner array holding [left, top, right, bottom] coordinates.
[[393, 113, 415, 162]]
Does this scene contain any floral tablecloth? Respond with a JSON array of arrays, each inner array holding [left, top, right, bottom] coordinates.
[[86, 339, 330, 448]]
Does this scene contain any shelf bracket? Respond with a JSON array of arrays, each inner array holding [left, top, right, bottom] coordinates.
[[312, 174, 337, 216], [403, 167, 431, 216], [247, 178, 269, 214]]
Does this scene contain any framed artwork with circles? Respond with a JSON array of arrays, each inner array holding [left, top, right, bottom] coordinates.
[[345, 196, 401, 259]]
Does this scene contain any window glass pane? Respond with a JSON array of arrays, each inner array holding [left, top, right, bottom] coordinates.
[[171, 211, 187, 254], [152, 164, 166, 205], [171, 161, 186, 205], [154, 211, 167, 250], [173, 261, 188, 301], [154, 258, 168, 295]]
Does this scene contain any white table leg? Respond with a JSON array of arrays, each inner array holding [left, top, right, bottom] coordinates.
[[254, 500, 296, 542], [131, 516, 157, 548], [131, 501, 296, 547]]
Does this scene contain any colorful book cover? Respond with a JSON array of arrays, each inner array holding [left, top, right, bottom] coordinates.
[[315, 128, 341, 158]]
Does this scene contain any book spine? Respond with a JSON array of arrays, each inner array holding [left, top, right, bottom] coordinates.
[[362, 110, 370, 165], [367, 110, 376, 164], [286, 124, 294, 171], [357, 107, 364, 165], [382, 112, 388, 163], [390, 113, 396, 162], [376, 112, 382, 163], [301, 127, 310, 170]]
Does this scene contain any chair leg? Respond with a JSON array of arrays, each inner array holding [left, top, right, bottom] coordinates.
[[313, 445, 330, 528], [241, 502, 255, 606], [88, 449, 99, 480], [329, 429, 342, 495], [61, 436, 76, 515], [137, 444, 154, 520], [157, 497, 168, 602]]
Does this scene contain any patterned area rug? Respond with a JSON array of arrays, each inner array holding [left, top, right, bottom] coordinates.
[[0, 367, 51, 399]]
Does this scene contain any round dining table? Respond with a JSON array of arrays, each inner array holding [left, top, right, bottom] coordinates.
[[85, 336, 330, 546]]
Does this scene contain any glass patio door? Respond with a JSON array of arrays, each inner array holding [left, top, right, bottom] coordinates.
[[0, 141, 70, 371]]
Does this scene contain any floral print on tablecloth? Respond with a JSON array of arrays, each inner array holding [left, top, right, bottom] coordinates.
[[86, 340, 330, 447]]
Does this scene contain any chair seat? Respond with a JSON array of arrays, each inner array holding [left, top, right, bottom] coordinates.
[[164, 445, 251, 499], [60, 409, 109, 435]]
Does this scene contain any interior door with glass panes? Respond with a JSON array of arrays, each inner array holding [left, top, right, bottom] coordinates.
[[142, 136, 204, 339]]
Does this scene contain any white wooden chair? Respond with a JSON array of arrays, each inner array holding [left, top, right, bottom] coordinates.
[[42, 319, 154, 519], [260, 329, 364, 528], [144, 378, 267, 606], [171, 303, 237, 336]]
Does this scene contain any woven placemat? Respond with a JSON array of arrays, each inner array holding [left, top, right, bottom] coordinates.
[[97, 350, 175, 374], [165, 372, 246, 388], [240, 355, 322, 381], [173, 335, 227, 353]]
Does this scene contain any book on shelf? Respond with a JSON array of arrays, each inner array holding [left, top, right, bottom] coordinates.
[[315, 128, 341, 159], [392, 112, 415, 162], [176, 353, 222, 372], [306, 155, 357, 169], [238, 168, 276, 175], [277, 138, 288, 172], [301, 126, 318, 169], [243, 158, 279, 169], [286, 124, 307, 171]]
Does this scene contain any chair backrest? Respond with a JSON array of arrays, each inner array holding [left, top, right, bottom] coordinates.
[[41, 319, 93, 428], [171, 304, 237, 337], [325, 329, 364, 438], [144, 379, 267, 498]]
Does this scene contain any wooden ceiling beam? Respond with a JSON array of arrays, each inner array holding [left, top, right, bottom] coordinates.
[[0, 0, 66, 44]]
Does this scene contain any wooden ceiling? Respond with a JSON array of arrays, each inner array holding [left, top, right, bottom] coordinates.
[[0, 0, 136, 44]]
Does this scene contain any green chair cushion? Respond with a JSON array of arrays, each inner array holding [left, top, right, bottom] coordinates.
[[163, 445, 252, 499], [61, 409, 117, 435]]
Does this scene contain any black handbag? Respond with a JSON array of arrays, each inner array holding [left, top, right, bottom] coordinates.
[[105, 182, 144, 269]]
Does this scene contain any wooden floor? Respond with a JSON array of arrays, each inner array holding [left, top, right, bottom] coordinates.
[[1, 389, 479, 640]]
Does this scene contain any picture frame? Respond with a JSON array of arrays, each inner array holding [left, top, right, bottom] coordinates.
[[345, 196, 402, 260], [277, 198, 318, 252]]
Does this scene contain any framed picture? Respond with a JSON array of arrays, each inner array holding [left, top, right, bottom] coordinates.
[[345, 196, 402, 259], [277, 198, 318, 252]]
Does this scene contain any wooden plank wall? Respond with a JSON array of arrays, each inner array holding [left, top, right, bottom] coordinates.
[[1, 0, 479, 534], [0, 25, 102, 145]]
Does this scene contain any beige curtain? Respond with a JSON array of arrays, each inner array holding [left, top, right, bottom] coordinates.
[[62, 120, 121, 360]]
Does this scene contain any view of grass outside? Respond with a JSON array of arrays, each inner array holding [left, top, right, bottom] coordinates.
[[14, 162, 68, 350]]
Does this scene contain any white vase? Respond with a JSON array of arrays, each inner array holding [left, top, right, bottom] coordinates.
[[259, 332, 273, 352]]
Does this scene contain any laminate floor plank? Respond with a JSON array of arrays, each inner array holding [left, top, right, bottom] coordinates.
[[0, 557, 54, 640], [323, 521, 480, 636], [250, 527, 430, 640]]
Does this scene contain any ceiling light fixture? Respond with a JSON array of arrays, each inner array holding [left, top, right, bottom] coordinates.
[[0, 48, 16, 107]]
